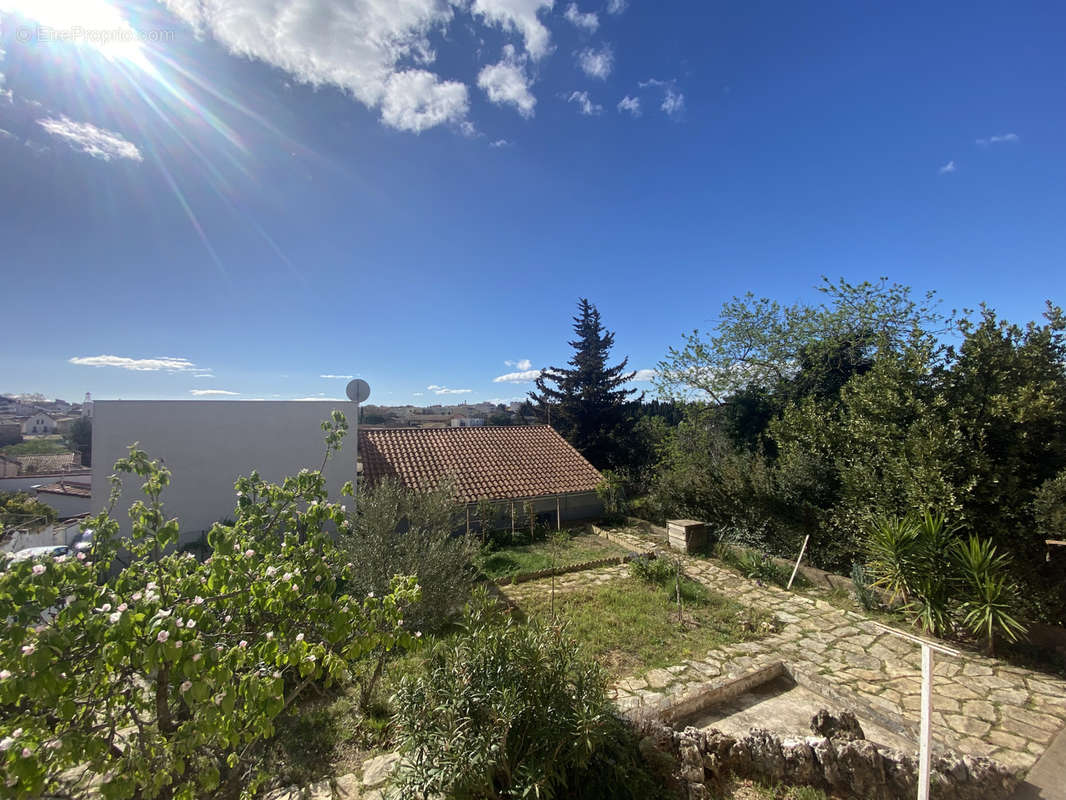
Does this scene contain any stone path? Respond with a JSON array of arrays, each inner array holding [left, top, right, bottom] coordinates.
[[499, 562, 630, 605], [523, 526, 1066, 774]]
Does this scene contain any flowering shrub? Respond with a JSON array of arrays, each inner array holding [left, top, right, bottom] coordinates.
[[392, 590, 669, 800], [0, 412, 419, 799]]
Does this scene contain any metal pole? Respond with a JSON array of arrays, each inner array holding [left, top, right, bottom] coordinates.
[[786, 534, 810, 590], [918, 644, 933, 800], [556, 495, 561, 531], [510, 501, 515, 538], [466, 505, 470, 536]]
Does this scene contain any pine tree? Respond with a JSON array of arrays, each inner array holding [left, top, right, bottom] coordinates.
[[529, 298, 643, 468]]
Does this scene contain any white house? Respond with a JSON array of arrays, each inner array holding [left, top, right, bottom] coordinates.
[[22, 412, 58, 435], [91, 400, 360, 544]]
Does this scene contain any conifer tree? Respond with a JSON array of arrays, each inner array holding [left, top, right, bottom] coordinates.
[[529, 298, 643, 468]]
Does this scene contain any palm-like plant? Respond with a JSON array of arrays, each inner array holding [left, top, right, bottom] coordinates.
[[952, 536, 1027, 655], [865, 514, 920, 603]]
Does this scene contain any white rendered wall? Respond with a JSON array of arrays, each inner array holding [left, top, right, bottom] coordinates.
[[91, 401, 359, 544], [32, 489, 91, 520]]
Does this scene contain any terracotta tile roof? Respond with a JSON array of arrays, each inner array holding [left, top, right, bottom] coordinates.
[[358, 425, 603, 503], [13, 454, 81, 473]]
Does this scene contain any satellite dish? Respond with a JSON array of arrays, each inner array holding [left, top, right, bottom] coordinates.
[[346, 378, 371, 403]]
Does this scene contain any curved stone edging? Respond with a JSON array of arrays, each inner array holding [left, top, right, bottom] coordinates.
[[493, 551, 651, 586]]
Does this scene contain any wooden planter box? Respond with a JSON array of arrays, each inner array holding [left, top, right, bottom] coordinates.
[[667, 519, 707, 554]]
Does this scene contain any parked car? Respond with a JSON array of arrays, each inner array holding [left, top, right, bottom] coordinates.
[[8, 545, 71, 563]]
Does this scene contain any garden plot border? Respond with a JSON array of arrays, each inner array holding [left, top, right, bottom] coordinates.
[[596, 523, 1066, 774], [493, 549, 653, 586]]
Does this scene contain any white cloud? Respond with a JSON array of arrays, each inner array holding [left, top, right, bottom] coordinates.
[[380, 70, 469, 133], [631, 368, 657, 381], [489, 138, 511, 147], [37, 117, 142, 162], [976, 133, 1019, 146], [320, 374, 354, 379], [291, 396, 346, 401], [0, 127, 15, 141], [505, 358, 533, 369], [563, 3, 598, 32], [69, 355, 199, 372], [617, 95, 640, 116], [494, 369, 542, 383], [606, 0, 626, 13], [190, 389, 240, 396], [159, 0, 472, 133], [639, 78, 685, 117], [939, 160, 956, 174], [427, 384, 473, 394], [471, 0, 555, 61], [567, 90, 602, 115], [193, 373, 215, 379], [412, 391, 424, 396], [478, 45, 536, 117], [0, 46, 9, 103], [661, 87, 685, 116], [577, 45, 613, 79]]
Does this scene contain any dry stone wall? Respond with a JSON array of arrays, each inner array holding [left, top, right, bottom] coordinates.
[[643, 716, 1019, 800]]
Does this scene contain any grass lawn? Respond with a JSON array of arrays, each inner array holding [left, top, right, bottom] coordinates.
[[517, 574, 772, 678], [477, 529, 632, 580], [1, 439, 73, 456]]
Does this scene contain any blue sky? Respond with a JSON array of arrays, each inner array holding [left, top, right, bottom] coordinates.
[[0, 0, 1063, 405]]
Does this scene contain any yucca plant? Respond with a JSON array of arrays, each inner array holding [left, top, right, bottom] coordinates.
[[905, 571, 955, 637], [952, 536, 1027, 656], [850, 563, 879, 611], [865, 514, 921, 603]]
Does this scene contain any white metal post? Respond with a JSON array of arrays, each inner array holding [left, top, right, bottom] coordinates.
[[918, 644, 933, 800], [871, 623, 958, 800], [786, 534, 810, 590]]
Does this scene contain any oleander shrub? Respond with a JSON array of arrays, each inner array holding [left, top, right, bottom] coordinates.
[[391, 591, 673, 800]]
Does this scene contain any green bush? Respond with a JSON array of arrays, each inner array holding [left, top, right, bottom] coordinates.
[[340, 478, 478, 636], [736, 550, 791, 586], [1035, 470, 1066, 540], [0, 491, 58, 533], [391, 591, 673, 800], [629, 554, 674, 585], [0, 414, 419, 800]]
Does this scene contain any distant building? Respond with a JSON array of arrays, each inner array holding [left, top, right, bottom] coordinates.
[[0, 422, 21, 447], [0, 397, 40, 416], [0, 455, 19, 478], [450, 416, 485, 428], [22, 413, 58, 435], [359, 425, 604, 525], [33, 480, 92, 520]]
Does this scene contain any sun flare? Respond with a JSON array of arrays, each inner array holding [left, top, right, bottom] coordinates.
[[1, 0, 147, 64]]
